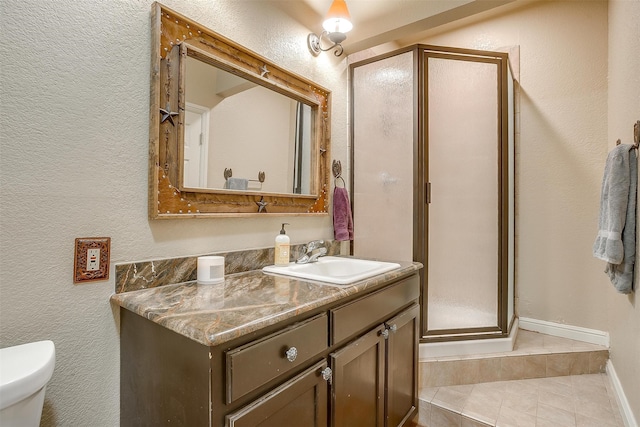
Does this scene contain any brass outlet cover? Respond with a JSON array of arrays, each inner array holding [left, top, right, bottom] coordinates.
[[74, 237, 111, 283]]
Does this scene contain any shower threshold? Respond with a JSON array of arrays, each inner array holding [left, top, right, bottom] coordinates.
[[420, 318, 519, 359]]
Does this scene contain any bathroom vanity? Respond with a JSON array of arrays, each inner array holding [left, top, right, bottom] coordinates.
[[130, 4, 423, 423], [111, 261, 421, 426]]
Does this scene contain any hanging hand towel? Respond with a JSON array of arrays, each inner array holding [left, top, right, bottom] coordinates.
[[333, 187, 354, 241], [593, 144, 637, 294]]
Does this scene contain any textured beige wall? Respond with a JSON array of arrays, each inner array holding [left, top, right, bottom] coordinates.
[[607, 0, 640, 419], [418, 0, 610, 330], [418, 0, 639, 419], [0, 1, 346, 425]]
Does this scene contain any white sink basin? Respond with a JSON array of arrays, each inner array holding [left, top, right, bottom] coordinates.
[[262, 256, 401, 285]]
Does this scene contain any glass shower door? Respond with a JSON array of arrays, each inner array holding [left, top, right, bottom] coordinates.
[[425, 52, 503, 335]]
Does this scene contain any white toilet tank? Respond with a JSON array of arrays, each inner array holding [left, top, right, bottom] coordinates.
[[0, 340, 55, 427]]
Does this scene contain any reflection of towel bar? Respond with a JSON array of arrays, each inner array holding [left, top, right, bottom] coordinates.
[[223, 168, 266, 185]]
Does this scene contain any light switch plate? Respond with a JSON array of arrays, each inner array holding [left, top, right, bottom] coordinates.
[[74, 237, 110, 283]]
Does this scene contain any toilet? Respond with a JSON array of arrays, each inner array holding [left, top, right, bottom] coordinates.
[[0, 340, 55, 427]]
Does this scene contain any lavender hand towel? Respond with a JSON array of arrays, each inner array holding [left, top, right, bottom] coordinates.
[[333, 187, 354, 241], [593, 144, 637, 294]]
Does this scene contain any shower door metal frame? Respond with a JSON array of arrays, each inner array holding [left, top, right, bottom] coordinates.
[[419, 46, 511, 342], [349, 45, 514, 342]]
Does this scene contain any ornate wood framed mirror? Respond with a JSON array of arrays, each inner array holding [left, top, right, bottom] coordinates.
[[149, 3, 331, 218]]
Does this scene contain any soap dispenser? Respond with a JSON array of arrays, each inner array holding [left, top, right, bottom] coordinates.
[[274, 223, 290, 266]]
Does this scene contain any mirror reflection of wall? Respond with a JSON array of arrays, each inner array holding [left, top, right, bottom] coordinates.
[[293, 103, 312, 194], [183, 55, 314, 195]]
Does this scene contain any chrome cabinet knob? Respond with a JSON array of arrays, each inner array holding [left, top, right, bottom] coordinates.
[[380, 328, 390, 339], [388, 324, 398, 333], [321, 367, 333, 384], [285, 346, 298, 362]]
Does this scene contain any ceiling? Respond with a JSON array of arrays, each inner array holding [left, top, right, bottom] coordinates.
[[273, 0, 518, 55]]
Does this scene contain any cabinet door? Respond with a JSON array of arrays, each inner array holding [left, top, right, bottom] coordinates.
[[330, 326, 386, 427], [385, 304, 420, 427], [226, 361, 329, 427]]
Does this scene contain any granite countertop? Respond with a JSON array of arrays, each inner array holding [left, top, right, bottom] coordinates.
[[110, 261, 421, 347]]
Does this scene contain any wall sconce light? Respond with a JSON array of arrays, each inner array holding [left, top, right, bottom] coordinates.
[[307, 0, 353, 57]]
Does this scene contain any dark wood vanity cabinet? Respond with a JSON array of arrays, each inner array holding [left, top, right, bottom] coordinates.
[[330, 304, 420, 427], [120, 273, 419, 427]]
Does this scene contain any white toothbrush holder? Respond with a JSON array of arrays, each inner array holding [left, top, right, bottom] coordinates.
[[197, 256, 225, 284]]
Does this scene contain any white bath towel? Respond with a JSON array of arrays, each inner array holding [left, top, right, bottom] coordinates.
[[593, 144, 637, 294]]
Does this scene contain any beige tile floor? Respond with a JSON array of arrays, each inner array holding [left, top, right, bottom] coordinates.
[[418, 373, 624, 426], [416, 330, 625, 426]]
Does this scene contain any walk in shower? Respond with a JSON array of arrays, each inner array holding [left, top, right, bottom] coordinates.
[[350, 45, 515, 348]]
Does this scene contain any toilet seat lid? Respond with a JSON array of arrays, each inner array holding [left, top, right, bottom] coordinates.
[[0, 340, 55, 410]]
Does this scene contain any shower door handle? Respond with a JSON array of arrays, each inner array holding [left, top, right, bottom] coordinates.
[[426, 182, 431, 204]]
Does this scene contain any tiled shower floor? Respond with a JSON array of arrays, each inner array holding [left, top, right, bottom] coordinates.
[[415, 330, 625, 426]]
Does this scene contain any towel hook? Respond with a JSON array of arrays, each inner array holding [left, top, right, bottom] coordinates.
[[332, 160, 342, 178], [332, 160, 346, 188], [619, 120, 640, 150]]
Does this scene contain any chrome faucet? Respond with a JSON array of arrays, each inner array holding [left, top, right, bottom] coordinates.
[[296, 240, 328, 264]]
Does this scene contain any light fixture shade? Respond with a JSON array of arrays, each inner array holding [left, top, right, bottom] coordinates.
[[322, 0, 353, 34]]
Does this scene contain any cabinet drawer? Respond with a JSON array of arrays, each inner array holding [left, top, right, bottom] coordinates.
[[226, 314, 328, 404], [331, 275, 419, 345]]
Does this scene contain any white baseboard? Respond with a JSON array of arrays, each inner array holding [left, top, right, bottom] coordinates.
[[607, 360, 639, 427], [518, 317, 610, 347]]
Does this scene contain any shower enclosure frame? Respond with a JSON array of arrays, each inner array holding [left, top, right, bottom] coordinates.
[[349, 44, 515, 343]]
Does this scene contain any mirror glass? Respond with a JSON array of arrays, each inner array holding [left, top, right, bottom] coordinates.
[[183, 54, 314, 195]]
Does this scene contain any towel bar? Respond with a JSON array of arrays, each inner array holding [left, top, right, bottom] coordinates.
[[223, 168, 266, 183]]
